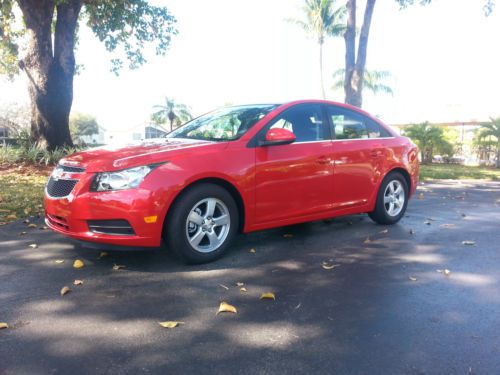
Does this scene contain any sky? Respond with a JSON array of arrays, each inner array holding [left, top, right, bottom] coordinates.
[[1, 0, 499, 141]]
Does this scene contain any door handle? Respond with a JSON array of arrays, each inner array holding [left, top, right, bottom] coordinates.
[[317, 156, 332, 165]]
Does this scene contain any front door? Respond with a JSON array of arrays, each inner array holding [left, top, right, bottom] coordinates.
[[254, 103, 334, 224]]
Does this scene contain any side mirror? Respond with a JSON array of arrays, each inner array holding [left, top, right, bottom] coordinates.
[[259, 128, 296, 146]]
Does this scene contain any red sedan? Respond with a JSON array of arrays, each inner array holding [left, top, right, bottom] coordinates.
[[45, 100, 419, 263]]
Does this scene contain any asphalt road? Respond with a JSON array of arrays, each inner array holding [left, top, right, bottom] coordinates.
[[1, 180, 500, 375]]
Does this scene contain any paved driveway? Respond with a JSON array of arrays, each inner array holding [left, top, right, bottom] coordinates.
[[1, 181, 500, 375]]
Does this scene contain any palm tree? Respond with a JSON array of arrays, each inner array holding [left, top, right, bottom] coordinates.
[[403, 122, 453, 164], [332, 68, 394, 96], [151, 97, 192, 132], [288, 0, 346, 99], [477, 117, 500, 168]]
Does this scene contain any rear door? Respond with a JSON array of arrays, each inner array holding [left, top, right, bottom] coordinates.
[[325, 105, 393, 210], [254, 103, 335, 223]]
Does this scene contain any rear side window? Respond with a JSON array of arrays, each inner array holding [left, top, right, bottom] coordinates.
[[327, 105, 391, 140]]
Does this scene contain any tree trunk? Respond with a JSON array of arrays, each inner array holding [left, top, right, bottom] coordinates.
[[344, 0, 377, 108], [319, 40, 326, 99], [18, 0, 81, 150]]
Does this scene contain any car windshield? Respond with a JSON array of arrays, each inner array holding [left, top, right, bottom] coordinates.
[[167, 104, 279, 141]]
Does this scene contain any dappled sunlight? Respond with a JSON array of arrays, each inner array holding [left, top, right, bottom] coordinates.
[[447, 272, 496, 287], [393, 253, 446, 265]]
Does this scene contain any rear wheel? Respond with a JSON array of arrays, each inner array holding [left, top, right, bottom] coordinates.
[[165, 183, 238, 264], [369, 172, 408, 225]]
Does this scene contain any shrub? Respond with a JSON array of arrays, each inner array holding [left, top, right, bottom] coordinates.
[[0, 145, 82, 166]]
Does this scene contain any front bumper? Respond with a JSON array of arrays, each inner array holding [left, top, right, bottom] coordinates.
[[44, 173, 168, 248]]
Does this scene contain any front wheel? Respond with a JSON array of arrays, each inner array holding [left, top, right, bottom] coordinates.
[[164, 183, 239, 264], [368, 172, 409, 225]]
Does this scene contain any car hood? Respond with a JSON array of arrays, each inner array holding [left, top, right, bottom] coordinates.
[[59, 138, 224, 172]]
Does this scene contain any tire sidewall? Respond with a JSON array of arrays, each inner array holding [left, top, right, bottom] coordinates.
[[165, 184, 239, 264]]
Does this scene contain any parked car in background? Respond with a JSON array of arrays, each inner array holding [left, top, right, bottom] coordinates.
[[45, 100, 419, 263]]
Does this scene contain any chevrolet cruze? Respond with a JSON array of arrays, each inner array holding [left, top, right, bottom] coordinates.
[[45, 100, 419, 263]]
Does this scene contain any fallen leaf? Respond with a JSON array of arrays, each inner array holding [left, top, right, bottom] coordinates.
[[39, 226, 48, 230], [217, 301, 237, 314], [260, 292, 276, 300], [461, 213, 467, 217], [417, 193, 424, 200], [440, 224, 456, 229], [23, 219, 30, 224], [73, 259, 85, 269], [159, 321, 184, 329], [236, 282, 245, 287], [424, 221, 432, 225], [410, 229, 416, 235], [6, 214, 17, 220], [218, 284, 229, 290], [0, 322, 8, 329], [28, 244, 37, 249], [27, 223, 37, 228], [409, 276, 417, 281], [99, 251, 108, 258], [73, 280, 84, 286], [444, 269, 451, 276], [19, 231, 27, 236], [363, 237, 372, 244], [322, 262, 341, 270], [112, 264, 126, 270], [249, 248, 256, 253], [55, 260, 65, 264], [239, 287, 247, 293], [60, 286, 71, 296], [283, 234, 293, 238], [462, 240, 476, 246], [379, 229, 389, 234], [0, 222, 6, 226]]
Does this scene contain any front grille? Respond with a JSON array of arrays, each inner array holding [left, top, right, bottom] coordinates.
[[88, 220, 135, 236], [46, 214, 70, 231], [59, 165, 85, 173], [46, 177, 78, 198]]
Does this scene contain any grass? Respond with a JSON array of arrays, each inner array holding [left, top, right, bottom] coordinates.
[[420, 164, 500, 181], [0, 172, 48, 224]]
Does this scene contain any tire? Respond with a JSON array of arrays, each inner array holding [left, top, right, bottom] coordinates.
[[368, 171, 409, 225], [164, 183, 239, 264]]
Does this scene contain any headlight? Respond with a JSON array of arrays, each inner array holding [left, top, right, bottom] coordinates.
[[90, 164, 160, 192]]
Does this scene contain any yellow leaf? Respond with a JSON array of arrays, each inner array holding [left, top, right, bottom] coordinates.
[[159, 321, 184, 328], [73, 259, 84, 269], [0, 322, 8, 329], [363, 237, 371, 244], [113, 264, 125, 270], [55, 259, 65, 264], [409, 276, 417, 281], [260, 292, 276, 300], [29, 244, 37, 249], [249, 248, 256, 253], [217, 301, 237, 314], [322, 262, 340, 270], [283, 234, 293, 238], [240, 287, 247, 293], [27, 223, 37, 228], [99, 252, 108, 258], [60, 286, 71, 296], [6, 214, 17, 220], [73, 279, 84, 286]]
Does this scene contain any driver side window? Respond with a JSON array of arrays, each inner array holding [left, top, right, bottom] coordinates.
[[268, 104, 328, 143]]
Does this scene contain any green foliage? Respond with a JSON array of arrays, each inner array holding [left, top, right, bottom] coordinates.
[[0, 0, 177, 77], [332, 68, 394, 95], [151, 97, 192, 132], [288, 0, 347, 43], [395, 0, 495, 15], [402, 122, 454, 163], [0, 144, 81, 165], [475, 117, 500, 167], [69, 112, 99, 142]]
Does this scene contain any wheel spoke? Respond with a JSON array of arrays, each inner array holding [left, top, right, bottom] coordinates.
[[206, 231, 219, 246], [213, 214, 229, 226], [384, 195, 391, 204], [389, 202, 395, 214], [206, 198, 216, 218], [188, 211, 204, 226], [189, 229, 205, 247], [388, 182, 395, 194], [394, 184, 403, 195]]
